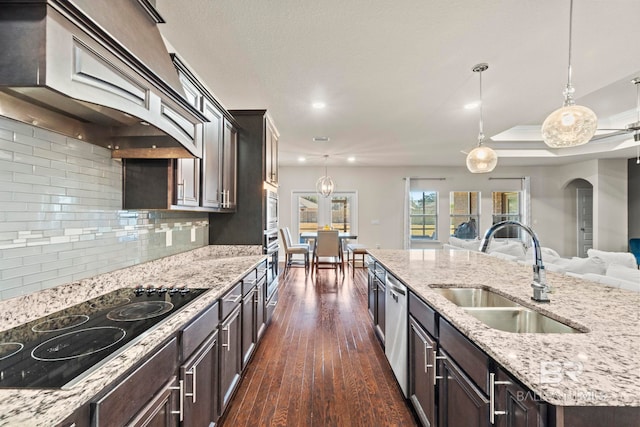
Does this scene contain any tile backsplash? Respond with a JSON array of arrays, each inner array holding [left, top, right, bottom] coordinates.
[[0, 116, 209, 300]]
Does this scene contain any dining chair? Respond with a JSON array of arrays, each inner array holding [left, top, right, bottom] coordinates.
[[312, 230, 342, 277], [279, 228, 310, 274]]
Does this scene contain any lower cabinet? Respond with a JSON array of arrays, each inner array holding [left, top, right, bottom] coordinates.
[[406, 289, 550, 427], [494, 367, 547, 427], [91, 337, 179, 426], [180, 300, 220, 426], [409, 316, 437, 427], [127, 377, 180, 427], [241, 284, 257, 368], [219, 304, 242, 412], [438, 353, 489, 427]]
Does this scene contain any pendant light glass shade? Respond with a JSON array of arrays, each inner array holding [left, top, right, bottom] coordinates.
[[316, 155, 334, 197], [541, 104, 597, 148], [466, 63, 497, 174], [466, 145, 498, 173], [542, 0, 597, 148]]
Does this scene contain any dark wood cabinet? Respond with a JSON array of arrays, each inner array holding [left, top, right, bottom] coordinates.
[[219, 304, 242, 412], [409, 316, 437, 427], [176, 157, 200, 207], [200, 99, 237, 211], [438, 353, 490, 427], [181, 332, 219, 426], [256, 275, 267, 340], [180, 300, 220, 426], [375, 274, 386, 343], [91, 338, 179, 426], [127, 377, 179, 427], [494, 367, 547, 427], [264, 116, 279, 186], [241, 284, 257, 369], [210, 110, 279, 245], [121, 54, 238, 212], [367, 261, 386, 343]]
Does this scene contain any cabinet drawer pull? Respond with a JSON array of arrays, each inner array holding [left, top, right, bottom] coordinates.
[[169, 379, 184, 422], [226, 294, 242, 304], [489, 372, 510, 424]]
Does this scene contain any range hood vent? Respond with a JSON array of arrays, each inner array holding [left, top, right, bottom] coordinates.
[[0, 0, 204, 159]]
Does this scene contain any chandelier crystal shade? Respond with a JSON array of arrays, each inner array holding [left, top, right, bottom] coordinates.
[[316, 155, 334, 197], [541, 0, 597, 148], [466, 63, 498, 173]]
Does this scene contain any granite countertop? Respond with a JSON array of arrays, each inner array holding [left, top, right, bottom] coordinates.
[[0, 245, 266, 427], [368, 248, 640, 408]]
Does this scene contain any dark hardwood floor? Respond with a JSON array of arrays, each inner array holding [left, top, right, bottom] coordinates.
[[219, 264, 418, 427]]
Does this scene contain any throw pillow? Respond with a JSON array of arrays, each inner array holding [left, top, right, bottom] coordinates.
[[606, 264, 640, 284], [586, 249, 637, 269], [565, 256, 607, 275], [488, 242, 527, 259]]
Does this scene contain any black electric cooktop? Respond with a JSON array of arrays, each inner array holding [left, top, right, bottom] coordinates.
[[0, 286, 207, 389]]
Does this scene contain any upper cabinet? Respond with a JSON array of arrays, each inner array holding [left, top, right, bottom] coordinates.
[[121, 55, 238, 212], [265, 116, 279, 186]]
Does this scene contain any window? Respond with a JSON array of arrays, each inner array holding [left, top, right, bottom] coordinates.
[[293, 192, 357, 243], [492, 191, 522, 238], [410, 191, 438, 240], [450, 191, 479, 239]]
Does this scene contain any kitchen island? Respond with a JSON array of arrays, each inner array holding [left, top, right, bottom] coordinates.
[[368, 248, 639, 425], [0, 245, 266, 427]]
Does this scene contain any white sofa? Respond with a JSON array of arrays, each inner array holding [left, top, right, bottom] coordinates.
[[445, 238, 640, 292]]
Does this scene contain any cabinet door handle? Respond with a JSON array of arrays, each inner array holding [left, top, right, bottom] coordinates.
[[185, 366, 197, 403], [424, 343, 433, 373], [169, 379, 184, 422], [222, 326, 231, 352], [433, 350, 446, 385], [177, 182, 185, 202], [489, 372, 511, 424]]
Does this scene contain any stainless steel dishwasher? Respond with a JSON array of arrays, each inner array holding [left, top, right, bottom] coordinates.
[[385, 273, 408, 397]]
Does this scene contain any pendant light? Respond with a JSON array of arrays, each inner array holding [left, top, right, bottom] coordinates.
[[466, 63, 498, 173], [541, 0, 597, 148], [316, 155, 335, 197]]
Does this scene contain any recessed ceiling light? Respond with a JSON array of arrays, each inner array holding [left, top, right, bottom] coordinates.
[[464, 101, 480, 110], [298, 156, 306, 162], [312, 102, 326, 109], [347, 156, 356, 162], [313, 136, 330, 142]]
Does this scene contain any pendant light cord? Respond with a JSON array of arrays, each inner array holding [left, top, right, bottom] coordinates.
[[563, 0, 576, 106], [478, 69, 485, 144]]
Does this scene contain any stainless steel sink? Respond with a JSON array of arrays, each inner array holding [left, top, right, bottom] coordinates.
[[463, 307, 583, 334], [431, 287, 584, 333], [431, 287, 519, 307]]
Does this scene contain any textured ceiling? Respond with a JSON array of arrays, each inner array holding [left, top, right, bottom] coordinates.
[[155, 0, 640, 167]]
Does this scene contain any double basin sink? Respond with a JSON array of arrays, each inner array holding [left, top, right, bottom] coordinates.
[[431, 287, 583, 334]]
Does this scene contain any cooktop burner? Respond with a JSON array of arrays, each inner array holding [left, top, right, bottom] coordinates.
[[0, 343, 23, 361], [107, 301, 174, 321], [32, 327, 126, 361], [31, 315, 90, 332], [0, 286, 207, 389]]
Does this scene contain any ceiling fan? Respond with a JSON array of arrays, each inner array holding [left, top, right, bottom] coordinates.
[[590, 77, 640, 143]]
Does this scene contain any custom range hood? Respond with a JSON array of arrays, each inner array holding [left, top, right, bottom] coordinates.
[[0, 0, 204, 158]]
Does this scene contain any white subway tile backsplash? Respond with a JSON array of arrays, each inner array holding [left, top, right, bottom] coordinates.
[[0, 116, 209, 300]]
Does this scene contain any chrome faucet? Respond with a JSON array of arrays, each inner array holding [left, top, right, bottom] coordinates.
[[480, 220, 550, 303]]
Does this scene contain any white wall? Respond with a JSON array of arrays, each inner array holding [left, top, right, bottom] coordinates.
[[278, 160, 628, 257]]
